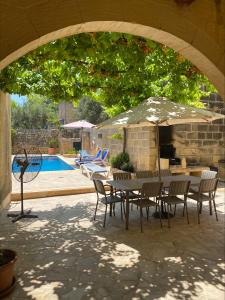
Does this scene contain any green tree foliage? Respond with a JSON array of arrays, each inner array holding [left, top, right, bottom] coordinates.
[[1, 33, 216, 116], [76, 96, 108, 124], [11, 94, 58, 129]]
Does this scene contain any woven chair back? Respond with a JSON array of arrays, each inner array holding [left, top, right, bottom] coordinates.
[[113, 172, 131, 180], [141, 182, 163, 198], [168, 180, 190, 196], [154, 169, 172, 177], [93, 179, 106, 196], [136, 170, 153, 178], [199, 178, 218, 193]]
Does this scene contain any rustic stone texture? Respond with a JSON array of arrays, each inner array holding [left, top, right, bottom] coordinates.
[[13, 128, 60, 153], [174, 94, 225, 168], [0, 92, 11, 209], [97, 127, 157, 171]]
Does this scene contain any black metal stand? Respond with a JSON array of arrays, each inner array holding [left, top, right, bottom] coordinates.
[[7, 176, 38, 223], [153, 200, 174, 219], [152, 211, 174, 219]]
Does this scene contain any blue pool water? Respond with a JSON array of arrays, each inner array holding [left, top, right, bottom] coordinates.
[[12, 156, 75, 173]]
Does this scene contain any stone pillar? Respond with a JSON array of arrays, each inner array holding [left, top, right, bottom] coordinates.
[[0, 92, 11, 210]]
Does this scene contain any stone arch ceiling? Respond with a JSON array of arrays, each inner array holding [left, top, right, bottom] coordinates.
[[0, 0, 224, 98]]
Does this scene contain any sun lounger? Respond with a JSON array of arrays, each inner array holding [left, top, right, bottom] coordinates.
[[80, 163, 109, 179], [76, 149, 109, 166], [75, 149, 103, 166], [93, 149, 109, 166]]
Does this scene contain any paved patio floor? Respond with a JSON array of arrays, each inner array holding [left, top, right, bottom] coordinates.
[[1, 189, 225, 299], [12, 157, 95, 193]]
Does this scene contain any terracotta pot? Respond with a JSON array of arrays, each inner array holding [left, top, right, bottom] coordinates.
[[0, 249, 17, 293], [48, 148, 56, 155]]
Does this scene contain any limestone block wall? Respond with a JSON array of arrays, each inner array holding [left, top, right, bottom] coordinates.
[[96, 128, 123, 159], [97, 127, 157, 171], [126, 127, 156, 171], [173, 94, 225, 167], [13, 129, 59, 153]]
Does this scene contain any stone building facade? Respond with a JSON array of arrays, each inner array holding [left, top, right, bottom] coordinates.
[[173, 93, 225, 167], [58, 101, 77, 124], [97, 94, 225, 173], [96, 127, 157, 171]]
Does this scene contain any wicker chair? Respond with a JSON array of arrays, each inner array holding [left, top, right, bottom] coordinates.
[[154, 169, 172, 177], [113, 172, 139, 212], [136, 170, 153, 178], [188, 178, 219, 224], [189, 170, 218, 211], [130, 182, 163, 232], [160, 180, 190, 228], [113, 171, 132, 180], [93, 179, 124, 227]]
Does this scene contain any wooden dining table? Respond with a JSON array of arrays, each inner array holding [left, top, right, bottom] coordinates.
[[107, 175, 201, 230]]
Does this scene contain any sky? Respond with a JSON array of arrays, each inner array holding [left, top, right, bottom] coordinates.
[[10, 94, 27, 105]]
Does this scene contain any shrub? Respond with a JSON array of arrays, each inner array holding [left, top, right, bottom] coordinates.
[[111, 152, 134, 172], [64, 149, 78, 154], [48, 138, 59, 148], [120, 162, 134, 173]]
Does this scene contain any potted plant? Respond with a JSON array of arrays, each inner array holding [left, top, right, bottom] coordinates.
[[0, 249, 17, 296], [48, 138, 59, 155]]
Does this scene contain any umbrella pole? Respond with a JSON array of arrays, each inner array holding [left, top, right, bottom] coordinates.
[[81, 127, 83, 152], [155, 123, 161, 182]]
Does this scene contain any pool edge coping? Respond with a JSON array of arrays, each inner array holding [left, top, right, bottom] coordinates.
[[11, 186, 98, 201]]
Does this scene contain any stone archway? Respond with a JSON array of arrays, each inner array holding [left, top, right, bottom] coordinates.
[[0, 0, 224, 97], [0, 0, 224, 208]]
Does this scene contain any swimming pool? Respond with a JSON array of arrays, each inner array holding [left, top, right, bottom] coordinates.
[[12, 156, 75, 173]]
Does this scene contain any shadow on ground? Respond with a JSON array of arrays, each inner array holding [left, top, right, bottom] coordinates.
[[1, 191, 224, 299]]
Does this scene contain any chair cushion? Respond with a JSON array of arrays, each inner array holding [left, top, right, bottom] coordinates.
[[115, 190, 139, 200], [188, 193, 212, 202], [101, 195, 123, 205], [160, 196, 185, 204], [130, 199, 157, 207]]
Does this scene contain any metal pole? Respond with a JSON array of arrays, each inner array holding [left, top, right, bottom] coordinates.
[[155, 123, 161, 182], [21, 176, 24, 215]]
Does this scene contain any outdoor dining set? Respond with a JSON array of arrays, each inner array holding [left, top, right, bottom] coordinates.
[[93, 169, 219, 232]]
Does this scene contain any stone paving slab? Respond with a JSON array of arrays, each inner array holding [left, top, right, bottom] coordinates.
[[0, 189, 224, 299], [12, 157, 109, 194]]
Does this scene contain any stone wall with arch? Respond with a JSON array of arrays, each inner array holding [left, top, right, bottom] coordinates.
[[0, 0, 224, 207]]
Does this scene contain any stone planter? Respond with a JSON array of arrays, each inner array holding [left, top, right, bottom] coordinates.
[[48, 148, 56, 155], [0, 249, 17, 297]]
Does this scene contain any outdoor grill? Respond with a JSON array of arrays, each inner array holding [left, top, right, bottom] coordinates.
[[160, 144, 181, 166]]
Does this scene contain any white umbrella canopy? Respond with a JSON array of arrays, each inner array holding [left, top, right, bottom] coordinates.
[[61, 120, 95, 153], [61, 120, 95, 129], [99, 97, 224, 128], [98, 97, 224, 179]]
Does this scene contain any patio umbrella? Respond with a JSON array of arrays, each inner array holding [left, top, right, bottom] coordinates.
[[61, 120, 95, 129], [98, 97, 224, 180], [61, 120, 95, 152]]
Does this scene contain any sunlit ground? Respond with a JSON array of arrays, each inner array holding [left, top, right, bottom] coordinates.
[[1, 189, 224, 300]]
